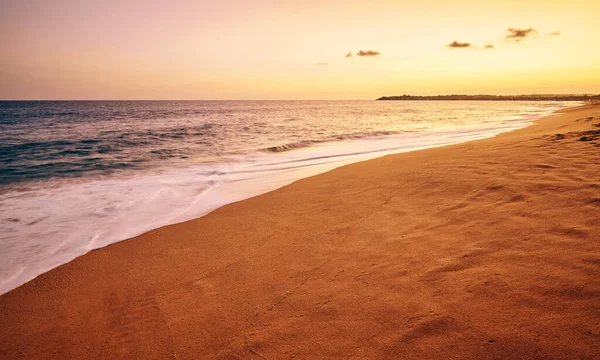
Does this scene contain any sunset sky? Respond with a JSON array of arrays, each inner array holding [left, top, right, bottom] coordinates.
[[1, 0, 599, 100]]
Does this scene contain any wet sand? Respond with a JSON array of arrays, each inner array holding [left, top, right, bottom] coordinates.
[[1, 103, 599, 359]]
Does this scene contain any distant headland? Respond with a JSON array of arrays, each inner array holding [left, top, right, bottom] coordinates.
[[376, 94, 600, 101]]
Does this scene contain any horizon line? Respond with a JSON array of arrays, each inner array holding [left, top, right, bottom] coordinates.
[[1, 93, 599, 102]]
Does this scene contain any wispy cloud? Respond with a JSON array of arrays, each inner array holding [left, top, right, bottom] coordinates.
[[547, 31, 561, 36], [483, 44, 495, 49], [505, 28, 538, 42], [446, 41, 474, 49], [356, 50, 380, 57], [344, 52, 353, 58]]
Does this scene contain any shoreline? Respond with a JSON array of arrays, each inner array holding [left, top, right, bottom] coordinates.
[[1, 102, 599, 359], [377, 95, 600, 101], [0, 102, 570, 295]]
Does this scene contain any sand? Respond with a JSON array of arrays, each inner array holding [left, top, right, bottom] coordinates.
[[1, 103, 599, 359]]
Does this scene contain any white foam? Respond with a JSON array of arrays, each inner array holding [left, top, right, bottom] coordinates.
[[0, 107, 566, 294]]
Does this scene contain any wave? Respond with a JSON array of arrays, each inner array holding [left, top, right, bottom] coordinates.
[[262, 130, 408, 153], [263, 140, 322, 152], [2, 122, 541, 294], [0, 101, 575, 295]]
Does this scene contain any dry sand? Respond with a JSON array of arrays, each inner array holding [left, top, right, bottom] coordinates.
[[1, 103, 599, 359]]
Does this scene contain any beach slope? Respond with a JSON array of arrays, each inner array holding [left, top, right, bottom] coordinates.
[[1, 103, 599, 359]]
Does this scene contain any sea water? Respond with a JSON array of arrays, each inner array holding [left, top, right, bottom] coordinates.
[[0, 100, 577, 294]]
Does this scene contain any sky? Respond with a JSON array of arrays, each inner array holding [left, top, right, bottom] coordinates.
[[1, 0, 599, 100]]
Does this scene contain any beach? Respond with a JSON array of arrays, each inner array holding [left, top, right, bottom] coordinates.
[[1, 102, 599, 358]]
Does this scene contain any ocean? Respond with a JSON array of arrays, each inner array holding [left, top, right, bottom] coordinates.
[[0, 100, 577, 294]]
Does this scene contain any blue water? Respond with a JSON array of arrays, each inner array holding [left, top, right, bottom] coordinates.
[[0, 100, 442, 186], [0, 100, 577, 294]]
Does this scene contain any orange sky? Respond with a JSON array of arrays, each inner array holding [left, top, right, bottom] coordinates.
[[1, 0, 598, 100]]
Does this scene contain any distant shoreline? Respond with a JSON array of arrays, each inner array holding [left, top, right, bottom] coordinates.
[[377, 94, 600, 101]]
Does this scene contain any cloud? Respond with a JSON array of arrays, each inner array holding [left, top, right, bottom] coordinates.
[[344, 52, 353, 58], [356, 50, 380, 57], [315, 62, 329, 65], [446, 41, 474, 49], [483, 44, 495, 49], [547, 31, 561, 36], [505, 28, 538, 42]]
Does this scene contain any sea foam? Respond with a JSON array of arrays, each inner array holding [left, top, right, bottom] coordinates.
[[0, 101, 573, 294]]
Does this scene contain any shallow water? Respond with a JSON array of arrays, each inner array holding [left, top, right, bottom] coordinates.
[[0, 100, 577, 294]]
